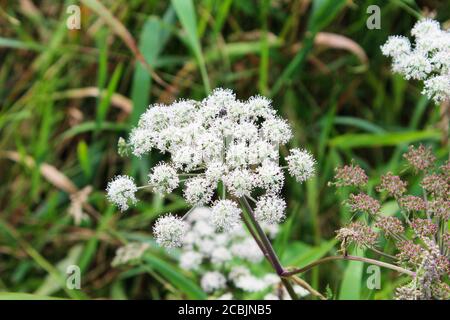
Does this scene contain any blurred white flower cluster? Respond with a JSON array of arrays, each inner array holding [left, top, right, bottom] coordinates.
[[179, 207, 309, 299], [381, 19, 450, 103], [111, 242, 150, 267], [106, 88, 315, 248]]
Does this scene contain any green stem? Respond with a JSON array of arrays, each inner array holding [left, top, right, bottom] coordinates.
[[284, 255, 415, 277], [239, 197, 299, 300]]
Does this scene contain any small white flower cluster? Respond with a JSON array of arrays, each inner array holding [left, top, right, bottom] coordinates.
[[106, 88, 316, 248], [179, 207, 308, 299], [106, 175, 138, 211], [111, 242, 150, 267], [381, 19, 450, 103]]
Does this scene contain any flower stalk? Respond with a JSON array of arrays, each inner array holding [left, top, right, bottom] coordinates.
[[239, 197, 300, 300], [283, 255, 416, 277]]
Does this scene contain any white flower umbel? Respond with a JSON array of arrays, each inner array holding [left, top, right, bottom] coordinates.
[[256, 160, 284, 193], [286, 148, 316, 183], [178, 207, 300, 299], [201, 271, 227, 293], [222, 168, 255, 197], [153, 214, 188, 248], [381, 19, 450, 103], [106, 88, 316, 250], [211, 247, 232, 265], [254, 195, 286, 225], [380, 36, 411, 58], [106, 175, 138, 211], [211, 200, 241, 231], [179, 251, 203, 271], [183, 177, 214, 206], [148, 163, 179, 196], [423, 75, 450, 104], [230, 238, 264, 263]]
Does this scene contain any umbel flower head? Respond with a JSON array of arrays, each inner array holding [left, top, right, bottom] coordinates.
[[331, 145, 450, 300], [106, 88, 316, 248], [178, 207, 309, 299], [106, 175, 138, 211], [381, 19, 450, 104]]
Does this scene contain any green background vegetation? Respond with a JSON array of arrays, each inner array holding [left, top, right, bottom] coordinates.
[[0, 0, 449, 300]]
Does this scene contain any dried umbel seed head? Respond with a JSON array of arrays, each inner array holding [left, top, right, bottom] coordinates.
[[376, 172, 407, 198], [411, 218, 438, 237], [403, 145, 436, 171], [153, 214, 188, 248], [421, 173, 448, 197], [331, 163, 368, 187], [395, 284, 422, 300], [431, 282, 450, 300], [346, 193, 380, 216], [396, 240, 423, 267], [421, 237, 450, 284], [375, 216, 404, 236], [443, 233, 450, 251], [398, 195, 426, 212], [106, 175, 138, 211], [440, 161, 450, 180], [336, 222, 378, 248], [427, 199, 450, 220]]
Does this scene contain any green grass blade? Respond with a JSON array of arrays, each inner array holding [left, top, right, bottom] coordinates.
[[338, 248, 365, 300], [0, 292, 65, 300], [330, 130, 441, 149], [96, 63, 123, 132], [143, 254, 206, 300], [172, 0, 211, 93]]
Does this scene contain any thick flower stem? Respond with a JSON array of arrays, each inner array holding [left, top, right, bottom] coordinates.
[[283, 255, 415, 277], [239, 197, 299, 300]]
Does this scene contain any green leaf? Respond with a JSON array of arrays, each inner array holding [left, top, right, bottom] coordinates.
[[172, 0, 210, 93], [77, 140, 91, 179], [283, 239, 337, 266], [0, 37, 43, 51], [339, 248, 365, 300], [35, 245, 83, 296], [271, 0, 346, 95], [129, 13, 174, 179], [333, 116, 386, 134], [308, 0, 347, 33], [96, 63, 123, 131], [0, 292, 64, 300], [329, 130, 441, 149], [143, 254, 206, 300], [130, 14, 172, 126], [60, 121, 128, 140]]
